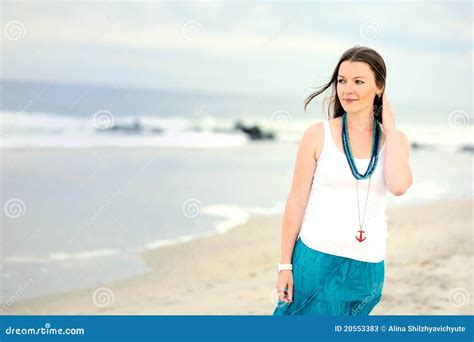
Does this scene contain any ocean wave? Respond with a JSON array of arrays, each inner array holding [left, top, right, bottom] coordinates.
[[0, 111, 472, 150]]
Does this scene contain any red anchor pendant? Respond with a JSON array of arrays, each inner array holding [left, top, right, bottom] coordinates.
[[356, 226, 366, 242]]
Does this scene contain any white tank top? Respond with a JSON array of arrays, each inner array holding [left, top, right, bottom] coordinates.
[[298, 119, 389, 263]]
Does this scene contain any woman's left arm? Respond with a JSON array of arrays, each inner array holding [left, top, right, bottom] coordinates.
[[380, 93, 413, 196]]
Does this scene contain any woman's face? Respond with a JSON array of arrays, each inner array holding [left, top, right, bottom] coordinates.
[[336, 60, 382, 115]]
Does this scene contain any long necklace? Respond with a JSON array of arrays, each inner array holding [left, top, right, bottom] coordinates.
[[341, 112, 381, 243], [356, 176, 371, 242]]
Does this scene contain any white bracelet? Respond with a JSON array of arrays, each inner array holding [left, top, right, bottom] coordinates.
[[277, 263, 293, 273]]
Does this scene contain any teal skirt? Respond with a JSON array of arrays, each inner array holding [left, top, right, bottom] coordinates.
[[273, 237, 385, 315]]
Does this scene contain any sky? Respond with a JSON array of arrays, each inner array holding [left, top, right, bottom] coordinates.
[[1, 0, 472, 110]]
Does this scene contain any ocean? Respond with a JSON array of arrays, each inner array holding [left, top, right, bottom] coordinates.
[[1, 79, 472, 302]]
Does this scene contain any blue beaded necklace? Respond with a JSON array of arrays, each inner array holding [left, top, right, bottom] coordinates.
[[341, 111, 382, 243], [341, 111, 381, 180]]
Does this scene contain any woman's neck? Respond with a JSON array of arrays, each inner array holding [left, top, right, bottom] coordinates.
[[344, 111, 375, 131]]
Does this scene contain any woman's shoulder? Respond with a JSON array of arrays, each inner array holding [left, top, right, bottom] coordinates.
[[302, 121, 324, 141], [300, 121, 324, 161]]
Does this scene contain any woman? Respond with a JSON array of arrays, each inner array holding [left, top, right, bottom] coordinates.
[[272, 46, 413, 316]]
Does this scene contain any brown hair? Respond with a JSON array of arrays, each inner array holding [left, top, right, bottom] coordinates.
[[304, 46, 387, 122]]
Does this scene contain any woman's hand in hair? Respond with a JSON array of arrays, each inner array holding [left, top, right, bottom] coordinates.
[[381, 93, 397, 134]]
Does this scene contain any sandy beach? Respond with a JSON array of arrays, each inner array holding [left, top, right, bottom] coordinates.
[[3, 198, 473, 315]]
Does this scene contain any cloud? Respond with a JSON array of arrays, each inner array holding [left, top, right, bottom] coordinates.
[[4, 1, 470, 52], [1, 1, 471, 105]]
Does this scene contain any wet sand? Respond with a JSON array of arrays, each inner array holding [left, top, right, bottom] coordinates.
[[3, 199, 473, 315]]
